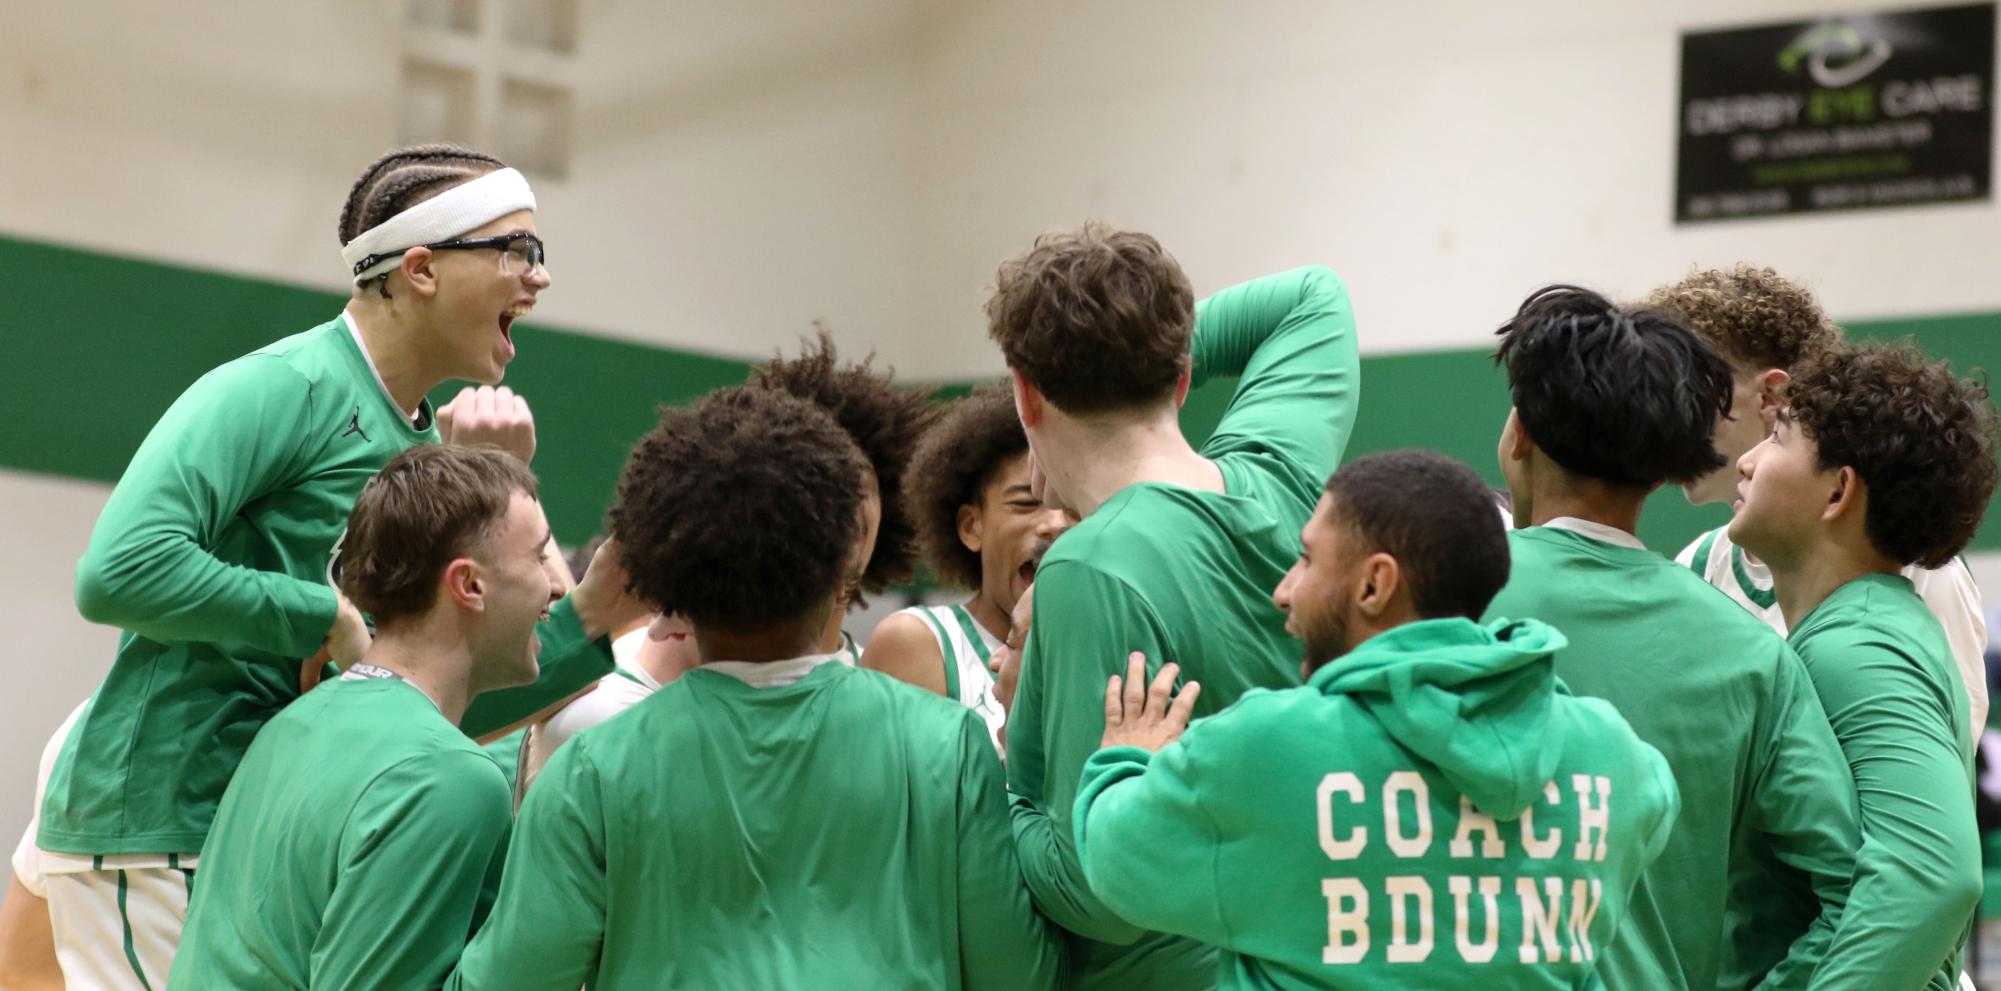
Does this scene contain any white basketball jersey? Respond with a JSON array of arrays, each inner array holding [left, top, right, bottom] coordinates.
[[897, 604, 1006, 755]]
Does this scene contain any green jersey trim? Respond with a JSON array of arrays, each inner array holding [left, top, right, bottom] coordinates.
[[117, 870, 155, 991], [1730, 544, 1779, 610], [948, 605, 994, 666], [1689, 528, 1720, 578], [914, 608, 960, 700]]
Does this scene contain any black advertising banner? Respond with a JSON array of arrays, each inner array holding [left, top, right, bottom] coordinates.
[[1677, 3, 1994, 222]]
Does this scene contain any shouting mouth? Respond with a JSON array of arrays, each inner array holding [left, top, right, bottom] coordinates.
[[498, 302, 534, 356], [1019, 537, 1057, 585]]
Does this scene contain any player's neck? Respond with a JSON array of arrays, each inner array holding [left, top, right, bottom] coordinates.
[[357, 628, 476, 724], [1524, 475, 1645, 538], [1043, 410, 1221, 517], [1767, 533, 1901, 628], [343, 300, 441, 416], [964, 590, 1010, 642], [813, 602, 848, 655], [700, 607, 833, 664]]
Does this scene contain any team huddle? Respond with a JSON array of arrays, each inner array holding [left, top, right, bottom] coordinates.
[[1, 143, 1995, 991]]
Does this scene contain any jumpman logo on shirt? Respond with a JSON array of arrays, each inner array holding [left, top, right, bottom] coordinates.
[[339, 405, 370, 443]]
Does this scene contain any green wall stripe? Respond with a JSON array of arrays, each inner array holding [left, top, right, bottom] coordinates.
[[9, 233, 2001, 555], [4, 234, 751, 540], [1177, 308, 2001, 554]]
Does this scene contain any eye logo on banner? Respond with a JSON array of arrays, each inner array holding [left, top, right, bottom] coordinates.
[[1676, 3, 1994, 223], [1779, 23, 1895, 88]]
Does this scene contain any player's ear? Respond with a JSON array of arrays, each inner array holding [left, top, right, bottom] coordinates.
[[957, 503, 984, 554], [1172, 360, 1193, 409], [1824, 465, 1862, 524], [400, 246, 440, 298], [1503, 409, 1534, 462], [1356, 553, 1399, 619], [1010, 369, 1043, 429], [444, 557, 485, 612], [1758, 368, 1791, 412]]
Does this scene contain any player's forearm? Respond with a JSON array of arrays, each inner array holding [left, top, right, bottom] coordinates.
[[1073, 749, 1171, 931], [460, 597, 614, 738], [1075, 745, 1233, 947], [1008, 795, 1145, 944], [1810, 855, 1979, 990], [1191, 266, 1352, 385], [74, 528, 338, 658]]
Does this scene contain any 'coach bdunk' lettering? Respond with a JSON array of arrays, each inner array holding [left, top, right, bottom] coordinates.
[[1318, 771, 1613, 967]]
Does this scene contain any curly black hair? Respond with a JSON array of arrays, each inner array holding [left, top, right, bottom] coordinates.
[[748, 327, 937, 594], [1495, 285, 1734, 488], [906, 383, 1030, 590], [609, 386, 865, 633], [1788, 340, 1999, 569], [1645, 266, 1842, 373]]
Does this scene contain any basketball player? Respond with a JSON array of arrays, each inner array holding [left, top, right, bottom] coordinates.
[[1732, 341, 1995, 990], [38, 145, 646, 987], [1481, 285, 1858, 991], [1651, 266, 1989, 738], [448, 386, 1061, 988], [507, 331, 935, 797], [172, 445, 563, 988], [748, 329, 937, 657], [1076, 451, 1680, 988], [865, 383, 1073, 752], [986, 223, 1360, 989]]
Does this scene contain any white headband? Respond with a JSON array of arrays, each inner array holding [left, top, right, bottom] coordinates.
[[341, 167, 537, 283]]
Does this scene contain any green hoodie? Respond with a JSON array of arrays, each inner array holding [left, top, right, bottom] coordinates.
[[1074, 617, 1679, 990]]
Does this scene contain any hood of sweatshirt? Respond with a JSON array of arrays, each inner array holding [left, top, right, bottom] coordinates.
[[1310, 616, 1568, 819]]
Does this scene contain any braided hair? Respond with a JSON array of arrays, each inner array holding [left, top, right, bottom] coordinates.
[[338, 144, 507, 296]]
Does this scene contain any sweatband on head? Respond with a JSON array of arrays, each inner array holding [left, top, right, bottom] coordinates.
[[341, 167, 537, 283]]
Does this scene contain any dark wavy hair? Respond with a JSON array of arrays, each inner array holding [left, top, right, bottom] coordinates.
[[609, 386, 865, 633], [906, 383, 1031, 590], [1495, 285, 1734, 487], [749, 328, 936, 596], [985, 221, 1196, 415], [1789, 340, 1999, 568]]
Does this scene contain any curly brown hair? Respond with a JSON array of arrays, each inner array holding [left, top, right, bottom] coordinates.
[[1645, 266, 1842, 373], [1788, 340, 1999, 569], [748, 327, 937, 594], [906, 383, 1029, 590], [609, 386, 865, 633], [984, 221, 1195, 415]]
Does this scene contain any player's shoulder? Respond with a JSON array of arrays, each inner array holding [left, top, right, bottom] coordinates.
[[190, 320, 347, 396], [842, 664, 984, 736], [1188, 685, 1370, 760], [355, 741, 512, 833], [547, 674, 655, 742], [866, 608, 948, 656], [1794, 578, 1933, 656]]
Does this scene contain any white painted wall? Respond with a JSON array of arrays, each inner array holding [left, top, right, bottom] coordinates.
[[0, 0, 924, 363], [0, 471, 118, 855], [904, 0, 2001, 378], [3, 1, 1991, 378]]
